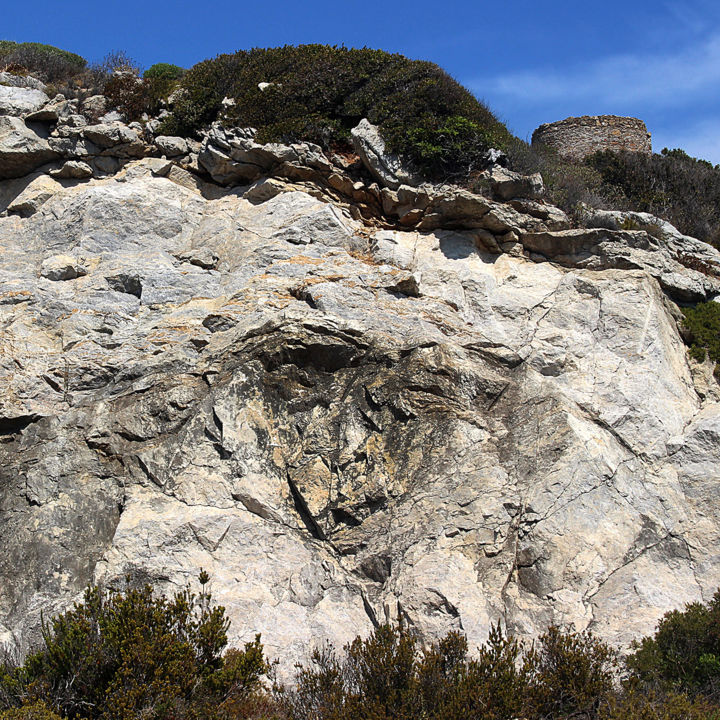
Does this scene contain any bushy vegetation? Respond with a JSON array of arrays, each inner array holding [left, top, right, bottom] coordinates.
[[160, 44, 512, 178], [681, 301, 720, 378], [144, 63, 186, 82], [627, 588, 720, 700], [0, 573, 270, 720], [0, 41, 86, 82], [5, 577, 720, 719], [280, 622, 618, 720], [586, 147, 720, 248]]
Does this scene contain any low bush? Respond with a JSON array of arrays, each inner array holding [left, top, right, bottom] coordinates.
[[0, 41, 86, 83], [0, 573, 271, 720], [585, 147, 720, 248], [279, 621, 617, 720], [627, 588, 720, 699], [144, 63, 185, 82], [160, 44, 512, 180], [681, 301, 720, 378]]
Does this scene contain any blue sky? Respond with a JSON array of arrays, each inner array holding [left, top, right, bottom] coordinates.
[[4, 0, 720, 163]]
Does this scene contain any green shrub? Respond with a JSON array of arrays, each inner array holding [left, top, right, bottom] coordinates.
[[144, 63, 186, 81], [0, 573, 270, 720], [160, 44, 511, 180], [681, 301, 720, 379], [585, 148, 720, 248], [0, 41, 85, 82], [280, 621, 618, 720], [627, 589, 720, 699], [524, 625, 617, 719], [602, 688, 720, 720]]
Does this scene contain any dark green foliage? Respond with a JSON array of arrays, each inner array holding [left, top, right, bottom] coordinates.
[[524, 625, 617, 719], [98, 55, 183, 121], [627, 589, 720, 700], [160, 44, 511, 179], [280, 621, 617, 720], [0, 575, 270, 720], [681, 301, 720, 378], [0, 41, 86, 82], [144, 63, 186, 81], [585, 147, 720, 248]]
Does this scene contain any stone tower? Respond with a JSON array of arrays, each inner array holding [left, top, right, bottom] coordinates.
[[531, 115, 652, 160]]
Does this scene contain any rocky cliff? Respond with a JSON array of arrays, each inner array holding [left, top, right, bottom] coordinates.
[[2, 71, 720, 672]]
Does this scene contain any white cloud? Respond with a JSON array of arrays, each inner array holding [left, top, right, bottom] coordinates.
[[475, 32, 720, 108]]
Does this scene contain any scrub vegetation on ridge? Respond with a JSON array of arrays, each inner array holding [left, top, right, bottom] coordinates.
[[159, 44, 513, 180]]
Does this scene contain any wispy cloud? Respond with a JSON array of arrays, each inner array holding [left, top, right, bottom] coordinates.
[[474, 32, 720, 108]]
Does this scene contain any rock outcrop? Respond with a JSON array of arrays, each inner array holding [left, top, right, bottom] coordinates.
[[1, 72, 720, 676]]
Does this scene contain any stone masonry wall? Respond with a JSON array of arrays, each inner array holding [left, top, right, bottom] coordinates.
[[531, 115, 652, 160]]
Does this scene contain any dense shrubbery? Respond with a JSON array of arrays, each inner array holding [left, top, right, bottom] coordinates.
[[628, 588, 720, 700], [0, 573, 269, 720], [585, 147, 720, 248], [4, 577, 720, 719], [280, 622, 617, 720], [0, 41, 86, 83], [160, 44, 512, 179], [681, 301, 720, 378]]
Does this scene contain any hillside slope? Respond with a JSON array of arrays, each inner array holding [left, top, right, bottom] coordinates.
[[1, 51, 720, 672]]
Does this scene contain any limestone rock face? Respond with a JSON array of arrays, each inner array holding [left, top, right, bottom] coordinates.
[[0, 85, 50, 117], [0, 116, 60, 179], [1, 155, 719, 677]]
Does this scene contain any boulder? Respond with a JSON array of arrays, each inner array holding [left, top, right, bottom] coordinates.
[[351, 118, 421, 189], [155, 135, 188, 157], [6, 174, 63, 216], [0, 85, 49, 117], [0, 116, 60, 179], [81, 94, 108, 119], [481, 165, 544, 201], [49, 160, 93, 179], [0, 72, 46, 91], [40, 254, 88, 281], [83, 122, 142, 152]]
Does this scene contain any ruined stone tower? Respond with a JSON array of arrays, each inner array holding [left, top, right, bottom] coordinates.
[[531, 115, 652, 160]]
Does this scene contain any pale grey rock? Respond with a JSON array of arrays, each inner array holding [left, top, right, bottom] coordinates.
[[481, 165, 544, 200], [40, 254, 88, 280], [49, 160, 93, 179], [522, 227, 720, 302], [81, 94, 108, 119], [508, 198, 570, 230], [98, 110, 125, 124], [155, 135, 188, 157], [0, 72, 46, 91], [83, 122, 139, 148], [83, 122, 144, 158], [0, 84, 50, 117], [351, 118, 421, 190], [199, 123, 300, 185], [0, 116, 60, 179], [25, 95, 75, 123], [6, 174, 63, 216], [1, 161, 719, 678], [243, 177, 289, 204]]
